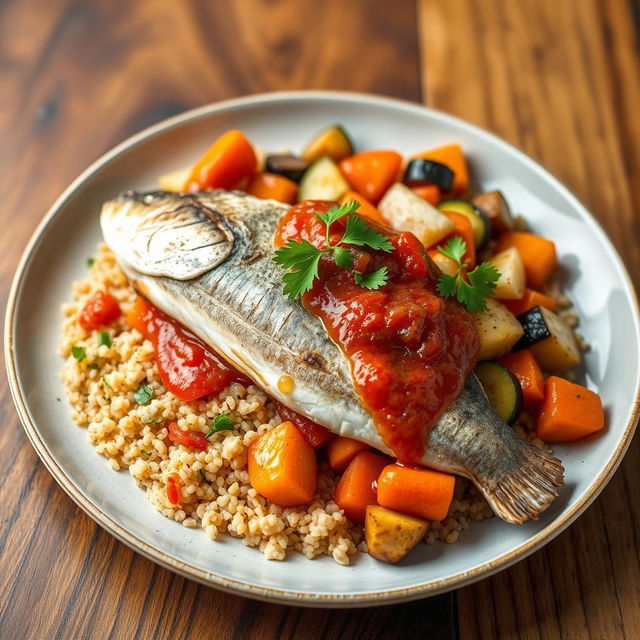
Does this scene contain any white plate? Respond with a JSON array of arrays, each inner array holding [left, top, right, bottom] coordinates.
[[5, 91, 640, 607]]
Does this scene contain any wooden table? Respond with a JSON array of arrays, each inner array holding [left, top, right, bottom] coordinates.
[[1, 1, 638, 638]]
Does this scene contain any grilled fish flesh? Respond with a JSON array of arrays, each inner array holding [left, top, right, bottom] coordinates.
[[101, 190, 564, 524]]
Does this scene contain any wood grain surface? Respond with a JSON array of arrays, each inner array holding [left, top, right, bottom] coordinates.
[[0, 0, 638, 638]]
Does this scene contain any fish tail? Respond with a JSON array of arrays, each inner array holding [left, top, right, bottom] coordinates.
[[475, 443, 564, 524]]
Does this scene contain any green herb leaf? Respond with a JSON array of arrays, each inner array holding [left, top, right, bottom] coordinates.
[[273, 239, 322, 269], [274, 239, 325, 299], [354, 267, 389, 290], [436, 238, 501, 313], [199, 469, 207, 482], [134, 383, 153, 405], [147, 418, 163, 425], [71, 346, 86, 362], [333, 246, 353, 270], [340, 215, 394, 252], [141, 449, 152, 458], [437, 236, 467, 265], [97, 331, 112, 347], [88, 363, 100, 370], [102, 376, 113, 391], [313, 200, 360, 228], [205, 414, 235, 438], [87, 257, 95, 268]]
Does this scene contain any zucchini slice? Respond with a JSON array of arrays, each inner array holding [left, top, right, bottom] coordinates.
[[403, 159, 454, 191], [302, 125, 354, 163], [486, 247, 526, 299], [475, 361, 523, 424], [265, 155, 309, 183], [514, 306, 581, 371], [438, 200, 490, 250], [297, 156, 350, 202], [471, 190, 515, 235], [378, 183, 455, 247]]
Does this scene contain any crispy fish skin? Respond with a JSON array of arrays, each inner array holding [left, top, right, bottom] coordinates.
[[101, 190, 563, 524]]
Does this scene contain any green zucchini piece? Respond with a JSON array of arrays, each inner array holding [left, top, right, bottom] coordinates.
[[437, 200, 490, 250], [471, 190, 515, 235], [475, 361, 523, 425], [514, 306, 581, 371], [302, 125, 354, 163], [403, 159, 454, 191], [265, 155, 309, 183], [297, 156, 350, 202]]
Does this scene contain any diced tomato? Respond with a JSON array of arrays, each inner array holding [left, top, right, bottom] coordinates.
[[274, 401, 333, 448], [167, 474, 181, 505], [167, 421, 210, 451], [79, 291, 121, 331]]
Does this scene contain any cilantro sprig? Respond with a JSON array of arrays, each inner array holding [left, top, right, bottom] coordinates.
[[436, 237, 500, 313], [273, 201, 393, 299], [205, 413, 234, 438]]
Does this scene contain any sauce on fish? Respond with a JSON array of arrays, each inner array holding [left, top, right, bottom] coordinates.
[[126, 297, 248, 401], [275, 200, 480, 464]]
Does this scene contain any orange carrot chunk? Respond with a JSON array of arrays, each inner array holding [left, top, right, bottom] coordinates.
[[411, 185, 441, 205], [377, 464, 455, 521], [501, 288, 557, 316], [433, 210, 476, 268], [495, 232, 558, 290], [248, 421, 317, 507], [326, 437, 370, 472], [536, 377, 605, 442], [334, 451, 389, 523], [246, 172, 297, 204], [339, 190, 387, 225], [186, 129, 257, 191], [412, 144, 469, 195], [339, 151, 402, 204], [499, 349, 545, 407]]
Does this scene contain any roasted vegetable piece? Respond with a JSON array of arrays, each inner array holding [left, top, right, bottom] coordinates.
[[248, 421, 318, 507], [377, 464, 455, 521], [265, 155, 309, 182], [486, 247, 525, 300], [403, 159, 454, 191], [427, 247, 458, 276], [501, 288, 557, 316], [495, 232, 557, 289], [472, 298, 524, 360], [412, 143, 469, 195], [302, 125, 354, 163], [339, 190, 387, 225], [434, 210, 476, 268], [186, 129, 257, 191], [475, 361, 523, 424], [471, 190, 515, 234], [411, 185, 441, 205], [536, 377, 604, 442], [327, 437, 370, 472], [499, 349, 545, 407], [298, 156, 349, 201], [514, 306, 580, 371], [379, 183, 455, 247], [365, 504, 428, 564], [334, 451, 388, 523], [437, 200, 490, 250], [274, 401, 333, 448], [79, 291, 121, 331], [158, 167, 190, 192], [339, 150, 402, 203], [246, 172, 297, 204], [167, 421, 210, 451]]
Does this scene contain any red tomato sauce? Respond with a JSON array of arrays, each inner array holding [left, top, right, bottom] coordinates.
[[79, 290, 121, 331], [275, 200, 479, 465], [126, 297, 247, 402], [274, 401, 333, 449]]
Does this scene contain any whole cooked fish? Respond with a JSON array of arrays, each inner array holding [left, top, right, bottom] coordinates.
[[101, 190, 564, 524]]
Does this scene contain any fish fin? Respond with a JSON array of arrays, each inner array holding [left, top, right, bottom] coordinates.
[[475, 444, 564, 524]]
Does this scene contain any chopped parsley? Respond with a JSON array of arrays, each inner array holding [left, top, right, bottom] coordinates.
[[147, 418, 163, 425], [102, 376, 113, 391], [140, 449, 152, 458], [205, 413, 234, 438], [71, 346, 86, 362], [273, 201, 393, 299], [134, 382, 153, 405], [97, 331, 112, 347], [86, 257, 95, 267], [436, 237, 500, 313], [88, 363, 100, 370], [199, 469, 207, 482]]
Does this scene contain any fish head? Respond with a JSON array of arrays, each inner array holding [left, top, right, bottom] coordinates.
[[100, 190, 235, 280]]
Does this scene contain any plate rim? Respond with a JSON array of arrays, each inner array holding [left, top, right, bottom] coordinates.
[[5, 89, 640, 607]]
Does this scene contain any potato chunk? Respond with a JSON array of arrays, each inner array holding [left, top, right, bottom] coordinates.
[[365, 504, 428, 564], [473, 298, 525, 360]]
